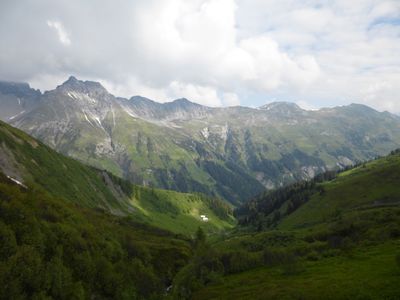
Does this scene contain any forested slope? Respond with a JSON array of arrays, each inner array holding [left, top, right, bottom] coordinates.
[[0, 171, 191, 299]]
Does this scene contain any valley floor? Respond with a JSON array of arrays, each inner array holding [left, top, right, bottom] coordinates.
[[193, 241, 400, 300]]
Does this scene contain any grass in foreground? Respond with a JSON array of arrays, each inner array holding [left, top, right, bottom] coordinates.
[[193, 241, 400, 300]]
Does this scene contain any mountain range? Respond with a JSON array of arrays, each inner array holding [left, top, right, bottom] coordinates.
[[1, 76, 400, 205], [1, 77, 400, 299], [0, 120, 233, 235]]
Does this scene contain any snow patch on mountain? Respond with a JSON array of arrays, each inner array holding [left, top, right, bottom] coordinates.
[[8, 110, 25, 120], [82, 111, 95, 127], [122, 106, 137, 118], [67, 91, 97, 104], [201, 127, 209, 139]]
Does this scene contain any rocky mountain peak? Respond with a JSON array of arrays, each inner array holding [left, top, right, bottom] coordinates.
[[64, 75, 79, 84], [57, 76, 108, 98]]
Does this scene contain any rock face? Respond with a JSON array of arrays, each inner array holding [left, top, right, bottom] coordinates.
[[2, 76, 400, 204]]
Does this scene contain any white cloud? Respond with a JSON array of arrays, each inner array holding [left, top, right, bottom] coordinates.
[[1, 0, 399, 112], [100, 77, 170, 102], [237, 36, 320, 91], [169, 81, 222, 107], [124, 0, 321, 105], [369, 1, 400, 19], [222, 92, 240, 106], [29, 73, 71, 92], [47, 20, 71, 46]]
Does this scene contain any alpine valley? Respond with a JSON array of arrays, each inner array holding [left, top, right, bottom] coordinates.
[[1, 77, 400, 205], [3, 0, 400, 298], [0, 77, 400, 299]]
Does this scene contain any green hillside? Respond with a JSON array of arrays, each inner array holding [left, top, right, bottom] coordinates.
[[236, 149, 400, 234], [129, 187, 235, 235], [0, 119, 132, 213], [0, 120, 234, 235], [0, 171, 191, 299], [279, 152, 400, 231], [174, 152, 400, 299], [193, 242, 400, 300]]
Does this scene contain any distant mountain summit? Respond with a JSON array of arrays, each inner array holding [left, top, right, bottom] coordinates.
[[0, 81, 41, 122], [258, 101, 306, 120], [119, 96, 210, 121], [259, 101, 302, 112], [60, 75, 80, 86], [56, 76, 109, 96], [1, 76, 400, 204], [0, 81, 40, 98]]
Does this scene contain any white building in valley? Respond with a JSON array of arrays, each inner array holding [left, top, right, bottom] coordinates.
[[200, 215, 209, 222]]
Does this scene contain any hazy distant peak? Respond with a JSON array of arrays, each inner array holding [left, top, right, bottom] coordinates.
[[0, 81, 40, 98], [169, 98, 203, 107], [129, 96, 205, 109], [171, 98, 192, 104], [348, 103, 376, 111], [0, 81, 31, 89], [130, 95, 159, 104], [333, 103, 379, 115], [259, 101, 302, 112]]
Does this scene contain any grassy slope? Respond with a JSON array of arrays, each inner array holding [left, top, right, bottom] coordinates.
[[0, 120, 234, 235], [193, 153, 400, 299], [0, 120, 129, 212], [129, 187, 235, 236], [279, 152, 400, 231], [194, 241, 400, 300]]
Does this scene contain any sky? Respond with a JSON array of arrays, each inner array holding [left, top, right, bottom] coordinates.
[[0, 0, 399, 112]]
